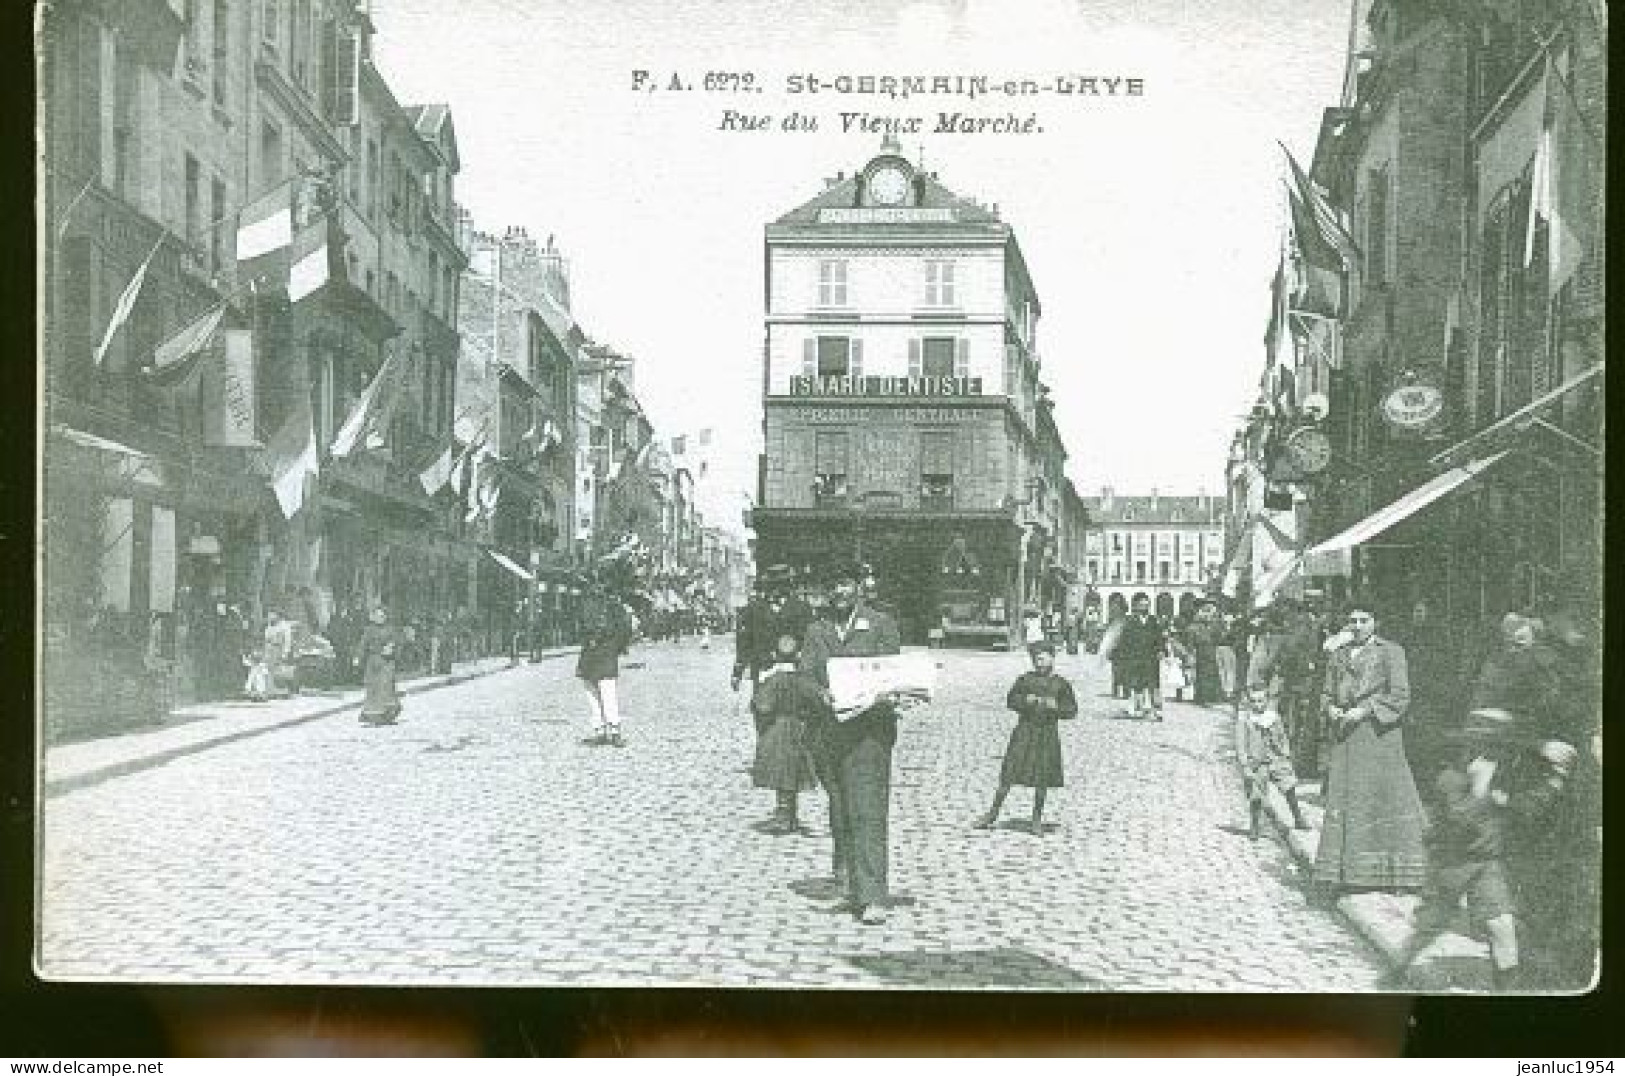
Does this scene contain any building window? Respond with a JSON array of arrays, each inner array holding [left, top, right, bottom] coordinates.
[[813, 430, 849, 505], [261, 0, 280, 48], [1366, 166, 1390, 287], [291, 0, 313, 89], [1111, 562, 1123, 582], [817, 259, 847, 306], [1135, 561, 1147, 582], [184, 153, 202, 255], [112, 129, 132, 198], [807, 335, 859, 378], [1183, 561, 1196, 582], [912, 336, 966, 379], [1159, 561, 1171, 582], [1110, 533, 1123, 554], [260, 121, 283, 187], [210, 176, 227, 273], [920, 430, 954, 510], [924, 259, 956, 306], [211, 0, 229, 105], [366, 138, 379, 217], [1087, 559, 1100, 581]]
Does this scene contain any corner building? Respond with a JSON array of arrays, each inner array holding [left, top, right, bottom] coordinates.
[[755, 140, 1069, 646]]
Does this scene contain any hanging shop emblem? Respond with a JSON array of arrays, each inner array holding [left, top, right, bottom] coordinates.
[[1381, 383, 1445, 430]]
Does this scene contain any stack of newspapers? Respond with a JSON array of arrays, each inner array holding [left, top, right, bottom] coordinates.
[[826, 652, 937, 720]]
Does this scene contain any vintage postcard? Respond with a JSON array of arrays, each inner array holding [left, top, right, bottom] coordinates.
[[35, 0, 1603, 993]]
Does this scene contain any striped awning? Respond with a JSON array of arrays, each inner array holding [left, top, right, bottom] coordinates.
[[1310, 451, 1509, 555]]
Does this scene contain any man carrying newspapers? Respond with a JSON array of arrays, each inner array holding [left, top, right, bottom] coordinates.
[[798, 560, 932, 926]]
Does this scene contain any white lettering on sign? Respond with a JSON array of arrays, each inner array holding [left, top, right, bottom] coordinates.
[[818, 207, 955, 224], [795, 407, 986, 423]]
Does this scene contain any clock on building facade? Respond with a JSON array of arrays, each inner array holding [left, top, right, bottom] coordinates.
[[863, 158, 914, 207]]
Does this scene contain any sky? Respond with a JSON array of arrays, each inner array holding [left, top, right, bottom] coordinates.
[[370, 0, 1352, 523]]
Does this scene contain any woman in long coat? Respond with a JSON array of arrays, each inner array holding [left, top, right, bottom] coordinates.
[[1187, 603, 1225, 705], [357, 607, 401, 726], [1312, 602, 1427, 893]]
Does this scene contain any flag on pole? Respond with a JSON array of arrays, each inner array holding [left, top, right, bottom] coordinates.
[[93, 243, 160, 367], [464, 444, 499, 523], [235, 183, 295, 269], [418, 441, 455, 495], [286, 220, 331, 303], [1280, 143, 1359, 268], [141, 301, 230, 390], [329, 347, 409, 458], [448, 433, 483, 496], [619, 439, 653, 479], [266, 397, 320, 519]]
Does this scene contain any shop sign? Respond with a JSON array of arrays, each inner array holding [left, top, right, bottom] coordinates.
[[799, 406, 983, 423], [203, 330, 260, 448], [1381, 383, 1445, 431], [789, 375, 983, 397]]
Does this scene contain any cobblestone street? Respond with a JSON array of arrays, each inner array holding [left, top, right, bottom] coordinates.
[[40, 641, 1385, 990]]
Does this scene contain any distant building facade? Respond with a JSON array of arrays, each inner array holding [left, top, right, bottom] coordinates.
[[1080, 490, 1225, 621]]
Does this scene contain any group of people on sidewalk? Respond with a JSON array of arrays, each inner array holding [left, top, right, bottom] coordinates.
[[1226, 593, 1600, 991]]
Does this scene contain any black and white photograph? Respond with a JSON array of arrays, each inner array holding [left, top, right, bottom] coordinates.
[[34, 0, 1604, 996]]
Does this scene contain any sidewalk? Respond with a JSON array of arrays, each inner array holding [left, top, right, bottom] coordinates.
[[1230, 714, 1495, 991], [45, 648, 579, 797]]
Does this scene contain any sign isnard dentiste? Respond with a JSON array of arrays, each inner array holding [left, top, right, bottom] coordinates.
[[789, 374, 984, 397]]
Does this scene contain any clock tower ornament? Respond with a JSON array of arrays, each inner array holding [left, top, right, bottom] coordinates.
[[861, 136, 916, 207]]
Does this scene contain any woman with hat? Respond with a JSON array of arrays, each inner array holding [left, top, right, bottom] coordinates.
[[357, 606, 401, 726], [798, 559, 905, 925], [1312, 598, 1426, 895]]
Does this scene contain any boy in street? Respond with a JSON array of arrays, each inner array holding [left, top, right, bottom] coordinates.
[[1238, 682, 1309, 837], [1384, 754, 1523, 990]]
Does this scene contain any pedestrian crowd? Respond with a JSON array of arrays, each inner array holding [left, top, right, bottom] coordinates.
[[1143, 591, 1599, 992]]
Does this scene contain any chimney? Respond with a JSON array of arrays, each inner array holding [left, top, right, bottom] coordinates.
[[1101, 485, 1114, 511], [1150, 488, 1159, 513]]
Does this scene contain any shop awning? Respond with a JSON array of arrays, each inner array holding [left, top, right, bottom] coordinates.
[[487, 549, 535, 582], [1429, 364, 1603, 467], [50, 424, 168, 490], [1310, 450, 1511, 556]]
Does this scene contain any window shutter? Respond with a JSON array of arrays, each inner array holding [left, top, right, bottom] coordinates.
[[850, 338, 863, 378], [942, 261, 956, 304], [332, 25, 361, 126], [802, 337, 815, 377], [908, 339, 922, 379], [955, 338, 970, 379]]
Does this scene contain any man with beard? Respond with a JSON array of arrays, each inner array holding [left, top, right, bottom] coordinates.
[[798, 560, 905, 925]]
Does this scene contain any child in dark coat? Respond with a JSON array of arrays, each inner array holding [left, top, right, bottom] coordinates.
[[1383, 754, 1523, 989], [750, 633, 825, 834], [974, 642, 1077, 835]]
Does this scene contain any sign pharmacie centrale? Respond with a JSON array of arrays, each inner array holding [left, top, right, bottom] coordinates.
[[788, 374, 985, 397]]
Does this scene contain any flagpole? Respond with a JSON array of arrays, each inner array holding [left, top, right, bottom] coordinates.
[[53, 175, 95, 240]]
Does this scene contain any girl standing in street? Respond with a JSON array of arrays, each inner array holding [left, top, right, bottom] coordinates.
[[750, 632, 824, 834], [358, 607, 401, 726], [975, 641, 1077, 835]]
